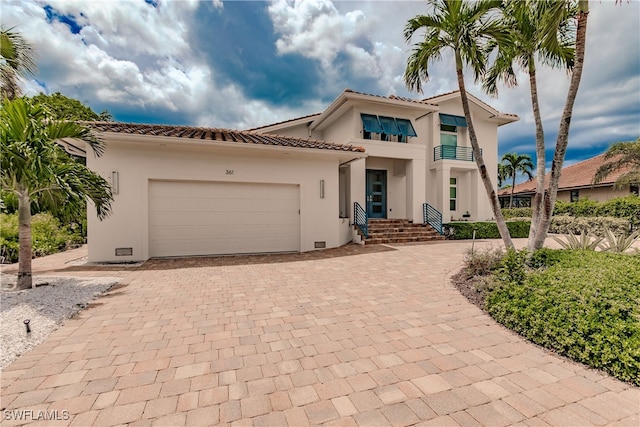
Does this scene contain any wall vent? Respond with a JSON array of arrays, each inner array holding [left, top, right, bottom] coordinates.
[[115, 247, 133, 256], [314, 241, 326, 249]]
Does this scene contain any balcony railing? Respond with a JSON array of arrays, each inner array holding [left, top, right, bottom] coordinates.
[[434, 145, 480, 162]]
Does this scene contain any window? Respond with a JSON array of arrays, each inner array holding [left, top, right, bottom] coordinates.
[[570, 189, 579, 202], [450, 177, 457, 211], [361, 114, 416, 142], [631, 184, 639, 196], [440, 113, 467, 127], [440, 127, 457, 160]]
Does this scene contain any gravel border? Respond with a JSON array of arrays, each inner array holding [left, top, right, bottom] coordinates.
[[0, 275, 120, 369]]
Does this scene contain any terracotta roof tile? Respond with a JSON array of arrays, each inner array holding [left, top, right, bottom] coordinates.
[[498, 153, 629, 196], [88, 122, 365, 153], [344, 88, 439, 107]]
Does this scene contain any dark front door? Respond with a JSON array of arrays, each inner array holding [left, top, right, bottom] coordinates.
[[366, 169, 387, 218]]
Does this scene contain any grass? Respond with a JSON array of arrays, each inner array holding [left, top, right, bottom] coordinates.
[[485, 249, 640, 385]]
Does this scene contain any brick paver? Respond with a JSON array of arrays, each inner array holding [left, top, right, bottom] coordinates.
[[1, 240, 638, 425]]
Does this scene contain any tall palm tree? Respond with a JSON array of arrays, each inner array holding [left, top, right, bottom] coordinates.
[[483, 0, 575, 249], [529, 0, 590, 250], [501, 153, 534, 208], [498, 163, 510, 188], [0, 27, 36, 100], [404, 0, 515, 250], [0, 98, 113, 290], [593, 138, 640, 189]]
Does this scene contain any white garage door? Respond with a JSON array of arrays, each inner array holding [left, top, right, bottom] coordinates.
[[149, 180, 300, 257]]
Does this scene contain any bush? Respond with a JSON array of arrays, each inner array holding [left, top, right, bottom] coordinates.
[[487, 250, 640, 385], [444, 221, 531, 239], [600, 196, 640, 227], [0, 212, 82, 263], [549, 215, 630, 237], [502, 207, 532, 218]]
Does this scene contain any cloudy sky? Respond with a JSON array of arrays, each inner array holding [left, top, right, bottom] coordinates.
[[3, 0, 639, 166]]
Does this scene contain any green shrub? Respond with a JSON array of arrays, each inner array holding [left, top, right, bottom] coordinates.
[[0, 212, 82, 263], [549, 215, 630, 237], [445, 221, 531, 239], [529, 247, 564, 269], [487, 250, 640, 385], [502, 207, 532, 218], [600, 196, 640, 227]]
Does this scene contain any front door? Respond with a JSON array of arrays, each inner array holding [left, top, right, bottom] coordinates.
[[366, 169, 387, 218]]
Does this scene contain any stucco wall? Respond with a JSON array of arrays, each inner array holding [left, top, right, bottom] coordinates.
[[556, 186, 630, 203], [87, 137, 347, 262]]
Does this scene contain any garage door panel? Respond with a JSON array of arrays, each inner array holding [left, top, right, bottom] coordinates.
[[149, 181, 300, 257]]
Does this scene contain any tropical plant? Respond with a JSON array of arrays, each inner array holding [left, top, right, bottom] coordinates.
[[0, 27, 36, 100], [593, 138, 640, 189], [553, 232, 603, 250], [501, 153, 535, 207], [599, 228, 640, 253], [498, 163, 509, 188], [529, 0, 590, 250], [0, 98, 112, 290], [404, 0, 515, 250], [483, 0, 578, 252]]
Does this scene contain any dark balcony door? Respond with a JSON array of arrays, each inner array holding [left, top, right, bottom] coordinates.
[[366, 169, 387, 218]]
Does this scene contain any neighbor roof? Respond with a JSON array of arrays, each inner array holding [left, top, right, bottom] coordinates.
[[498, 153, 629, 196], [88, 122, 365, 153]]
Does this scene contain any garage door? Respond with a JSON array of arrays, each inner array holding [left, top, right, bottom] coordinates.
[[149, 180, 300, 257]]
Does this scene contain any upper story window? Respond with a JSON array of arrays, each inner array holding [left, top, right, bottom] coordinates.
[[439, 114, 467, 158], [361, 114, 416, 143]]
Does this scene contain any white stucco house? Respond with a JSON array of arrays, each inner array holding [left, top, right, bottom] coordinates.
[[85, 89, 518, 262]]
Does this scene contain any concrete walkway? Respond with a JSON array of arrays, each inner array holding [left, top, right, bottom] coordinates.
[[1, 240, 638, 426]]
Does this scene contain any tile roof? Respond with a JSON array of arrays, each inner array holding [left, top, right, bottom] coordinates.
[[246, 112, 322, 131], [498, 153, 629, 196], [424, 90, 519, 119], [88, 122, 365, 153], [343, 88, 439, 107]]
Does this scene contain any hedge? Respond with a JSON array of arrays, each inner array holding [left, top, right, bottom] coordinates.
[[488, 250, 640, 386], [444, 221, 531, 239], [504, 196, 640, 226], [548, 215, 630, 237]]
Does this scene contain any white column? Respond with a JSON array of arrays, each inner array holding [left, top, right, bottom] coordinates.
[[436, 165, 451, 223], [406, 159, 427, 223], [349, 158, 366, 218]]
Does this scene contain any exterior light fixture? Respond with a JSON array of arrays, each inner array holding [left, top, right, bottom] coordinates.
[[320, 180, 325, 198], [24, 319, 31, 334], [111, 171, 119, 194]]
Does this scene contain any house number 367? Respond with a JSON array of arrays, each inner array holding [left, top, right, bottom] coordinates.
[[225, 170, 234, 175]]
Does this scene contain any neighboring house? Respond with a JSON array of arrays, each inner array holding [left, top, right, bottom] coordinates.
[[85, 89, 518, 262], [498, 153, 639, 208]]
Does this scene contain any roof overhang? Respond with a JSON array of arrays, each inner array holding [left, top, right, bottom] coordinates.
[[97, 131, 368, 163], [309, 89, 439, 132], [427, 91, 519, 126]]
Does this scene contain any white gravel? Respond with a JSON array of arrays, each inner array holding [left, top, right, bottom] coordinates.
[[0, 275, 120, 369]]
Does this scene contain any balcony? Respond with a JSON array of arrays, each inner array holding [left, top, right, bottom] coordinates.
[[434, 145, 479, 162]]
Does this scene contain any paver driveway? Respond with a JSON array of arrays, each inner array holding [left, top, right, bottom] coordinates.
[[1, 241, 638, 426]]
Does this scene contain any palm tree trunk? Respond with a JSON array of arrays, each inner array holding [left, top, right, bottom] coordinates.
[[510, 173, 516, 208], [531, 1, 589, 250], [527, 59, 546, 251], [17, 190, 33, 290], [455, 53, 514, 250]]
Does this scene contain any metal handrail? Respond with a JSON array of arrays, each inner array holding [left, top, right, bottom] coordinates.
[[354, 202, 368, 238], [423, 203, 443, 235], [434, 145, 479, 162]]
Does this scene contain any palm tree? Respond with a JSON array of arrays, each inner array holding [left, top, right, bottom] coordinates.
[[529, 0, 590, 250], [0, 27, 36, 100], [501, 153, 534, 208], [593, 138, 640, 189], [404, 0, 515, 250], [483, 0, 575, 249], [498, 163, 510, 188], [0, 98, 113, 290]]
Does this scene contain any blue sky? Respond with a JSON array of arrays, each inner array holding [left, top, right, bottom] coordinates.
[[4, 0, 640, 169]]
